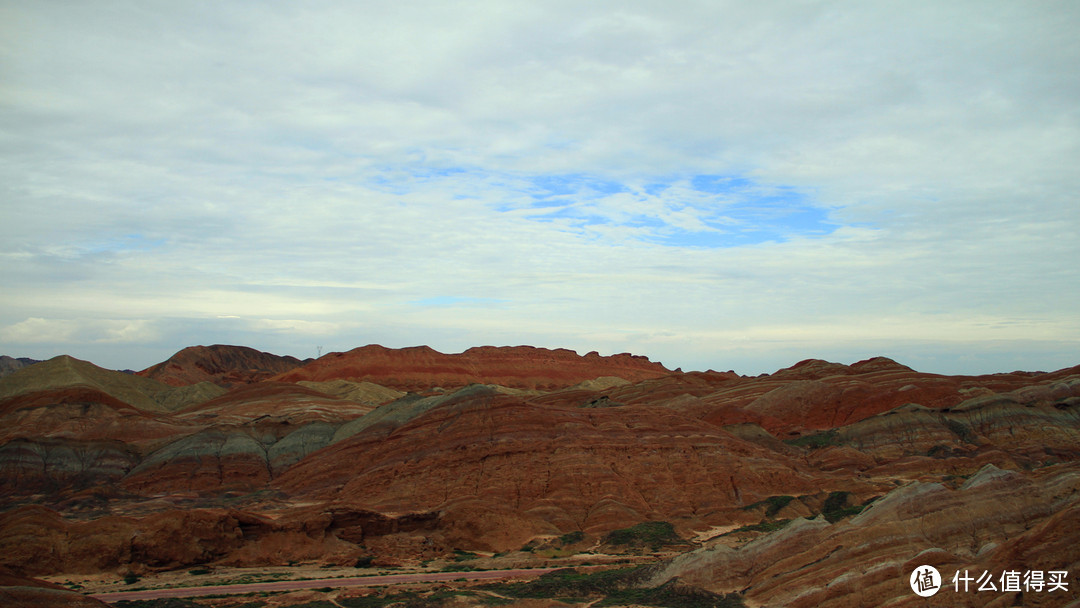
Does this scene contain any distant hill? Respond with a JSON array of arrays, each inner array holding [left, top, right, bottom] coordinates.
[[0, 356, 40, 379], [0, 354, 223, 414], [137, 344, 309, 387], [272, 344, 673, 391], [1, 343, 1077, 608]]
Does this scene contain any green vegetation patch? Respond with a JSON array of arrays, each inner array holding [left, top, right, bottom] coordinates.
[[481, 567, 743, 607], [337, 589, 504, 608], [822, 491, 864, 523], [783, 429, 840, 449], [441, 562, 478, 572], [338, 592, 420, 608], [116, 600, 221, 608], [741, 495, 795, 517], [727, 519, 792, 535], [598, 583, 745, 608], [452, 549, 480, 561], [482, 566, 649, 599], [559, 530, 585, 545], [604, 521, 682, 548], [945, 419, 976, 443]]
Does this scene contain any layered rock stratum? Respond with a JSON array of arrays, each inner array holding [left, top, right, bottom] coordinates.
[[1, 345, 1077, 607], [270, 344, 674, 390], [137, 344, 309, 387]]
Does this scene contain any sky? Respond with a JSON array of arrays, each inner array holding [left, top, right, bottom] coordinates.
[[2, 1, 1079, 376]]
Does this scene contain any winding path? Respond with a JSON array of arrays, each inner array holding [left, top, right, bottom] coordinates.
[[90, 567, 561, 603]]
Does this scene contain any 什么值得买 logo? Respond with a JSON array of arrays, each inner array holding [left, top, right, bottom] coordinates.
[[909, 565, 941, 597], [910, 565, 1071, 596]]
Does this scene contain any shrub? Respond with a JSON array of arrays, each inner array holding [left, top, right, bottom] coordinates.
[[115, 600, 206, 608], [783, 430, 840, 449], [742, 495, 796, 517], [452, 549, 479, 561], [727, 519, 791, 535], [822, 491, 864, 523], [559, 530, 585, 545], [482, 566, 647, 599], [599, 584, 745, 607], [481, 567, 744, 607], [604, 521, 681, 549], [945, 419, 975, 443]]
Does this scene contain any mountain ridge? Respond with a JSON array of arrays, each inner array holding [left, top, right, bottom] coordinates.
[[0, 344, 1077, 608], [270, 343, 675, 391]]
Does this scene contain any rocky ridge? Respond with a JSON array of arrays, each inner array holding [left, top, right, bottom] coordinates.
[[271, 344, 674, 390], [0, 345, 1077, 607], [0, 356, 40, 379], [137, 344, 309, 387]]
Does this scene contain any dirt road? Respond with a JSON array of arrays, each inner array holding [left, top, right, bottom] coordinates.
[[90, 567, 560, 602]]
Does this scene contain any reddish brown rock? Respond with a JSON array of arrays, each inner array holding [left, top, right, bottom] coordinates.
[[0, 344, 1077, 593], [121, 382, 380, 494], [138, 344, 308, 387], [670, 358, 1080, 438], [275, 386, 830, 550], [649, 463, 1080, 608], [175, 381, 375, 426], [0, 564, 107, 608], [0, 355, 214, 415], [0, 381, 201, 499], [271, 344, 673, 391], [0, 586, 109, 608], [0, 386, 198, 445]]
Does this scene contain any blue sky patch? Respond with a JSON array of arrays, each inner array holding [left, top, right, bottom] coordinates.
[[505, 172, 838, 248], [690, 174, 754, 193], [531, 174, 627, 199]]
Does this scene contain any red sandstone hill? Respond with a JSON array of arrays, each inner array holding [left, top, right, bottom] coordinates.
[[270, 344, 673, 391], [137, 344, 308, 387], [0, 345, 1078, 608]]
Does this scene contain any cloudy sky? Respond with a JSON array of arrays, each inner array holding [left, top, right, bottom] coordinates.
[[2, 1, 1078, 375]]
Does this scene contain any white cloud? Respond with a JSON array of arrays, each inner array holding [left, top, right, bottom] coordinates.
[[247, 318, 350, 336], [1, 1, 1078, 374], [0, 318, 80, 344], [0, 318, 158, 345]]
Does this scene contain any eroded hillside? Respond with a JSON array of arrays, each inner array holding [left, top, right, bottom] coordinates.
[[0, 345, 1077, 607]]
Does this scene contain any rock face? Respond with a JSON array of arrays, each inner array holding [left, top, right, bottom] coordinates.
[[275, 385, 829, 550], [137, 344, 308, 387], [123, 383, 381, 494], [0, 344, 1077, 608], [0, 356, 40, 379], [648, 463, 1080, 608], [0, 504, 364, 576], [271, 344, 673, 391], [0, 584, 110, 608], [0, 355, 218, 414], [0, 358, 214, 498]]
